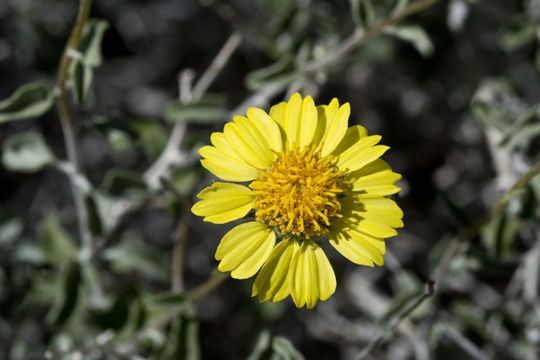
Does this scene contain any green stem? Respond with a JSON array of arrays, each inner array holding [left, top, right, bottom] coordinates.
[[55, 0, 93, 256]]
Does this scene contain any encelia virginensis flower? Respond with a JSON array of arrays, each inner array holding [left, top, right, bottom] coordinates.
[[192, 93, 403, 309]]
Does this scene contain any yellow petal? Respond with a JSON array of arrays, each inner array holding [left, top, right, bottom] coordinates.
[[269, 101, 287, 130], [332, 125, 369, 156], [191, 182, 254, 224], [312, 105, 330, 147], [320, 100, 350, 157], [329, 226, 385, 266], [348, 159, 402, 196], [298, 95, 318, 148], [233, 115, 274, 163], [252, 237, 298, 302], [199, 145, 259, 181], [336, 135, 389, 173], [215, 222, 276, 279], [290, 240, 336, 309], [284, 93, 302, 145], [246, 107, 282, 153], [340, 195, 403, 238], [223, 122, 272, 169]]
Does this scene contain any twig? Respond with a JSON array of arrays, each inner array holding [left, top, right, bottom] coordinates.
[[142, 71, 193, 190], [111, 270, 227, 355], [187, 271, 228, 303], [304, 0, 443, 74], [232, 0, 442, 116], [143, 31, 243, 190], [192, 31, 243, 100], [355, 281, 435, 360], [171, 219, 188, 292], [55, 0, 93, 258], [437, 322, 491, 360], [432, 162, 540, 289]]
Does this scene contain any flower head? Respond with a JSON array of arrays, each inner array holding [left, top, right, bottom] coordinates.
[[192, 93, 403, 309]]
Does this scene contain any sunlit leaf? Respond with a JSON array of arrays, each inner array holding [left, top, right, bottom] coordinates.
[[0, 81, 54, 123], [2, 132, 54, 173]]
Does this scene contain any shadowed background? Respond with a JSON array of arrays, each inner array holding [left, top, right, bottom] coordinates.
[[0, 0, 539, 359]]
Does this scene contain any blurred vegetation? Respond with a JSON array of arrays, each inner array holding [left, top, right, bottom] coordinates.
[[0, 0, 539, 359]]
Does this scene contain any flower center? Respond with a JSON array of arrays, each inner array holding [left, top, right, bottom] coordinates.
[[250, 143, 345, 238]]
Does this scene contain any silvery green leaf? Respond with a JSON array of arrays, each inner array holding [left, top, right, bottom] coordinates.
[[350, 0, 376, 28], [69, 58, 93, 105], [160, 304, 201, 360], [102, 168, 147, 197], [37, 216, 79, 264], [271, 336, 305, 360], [69, 19, 109, 104], [0, 217, 23, 248], [79, 19, 109, 67], [84, 194, 104, 237], [499, 17, 535, 52], [105, 236, 168, 281], [527, 0, 540, 24], [471, 78, 519, 131], [0, 81, 54, 123], [133, 121, 167, 160], [247, 330, 272, 360], [245, 57, 301, 91], [2, 132, 55, 172], [164, 94, 227, 124], [385, 25, 434, 57], [47, 261, 82, 327]]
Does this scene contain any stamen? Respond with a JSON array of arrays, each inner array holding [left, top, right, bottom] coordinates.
[[250, 143, 345, 238]]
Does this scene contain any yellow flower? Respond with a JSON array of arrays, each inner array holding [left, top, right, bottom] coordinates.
[[192, 93, 403, 309]]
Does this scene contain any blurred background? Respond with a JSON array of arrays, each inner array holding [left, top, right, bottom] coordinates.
[[0, 0, 539, 359]]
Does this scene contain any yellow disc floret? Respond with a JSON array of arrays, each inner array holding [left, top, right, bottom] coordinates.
[[250, 143, 345, 238]]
